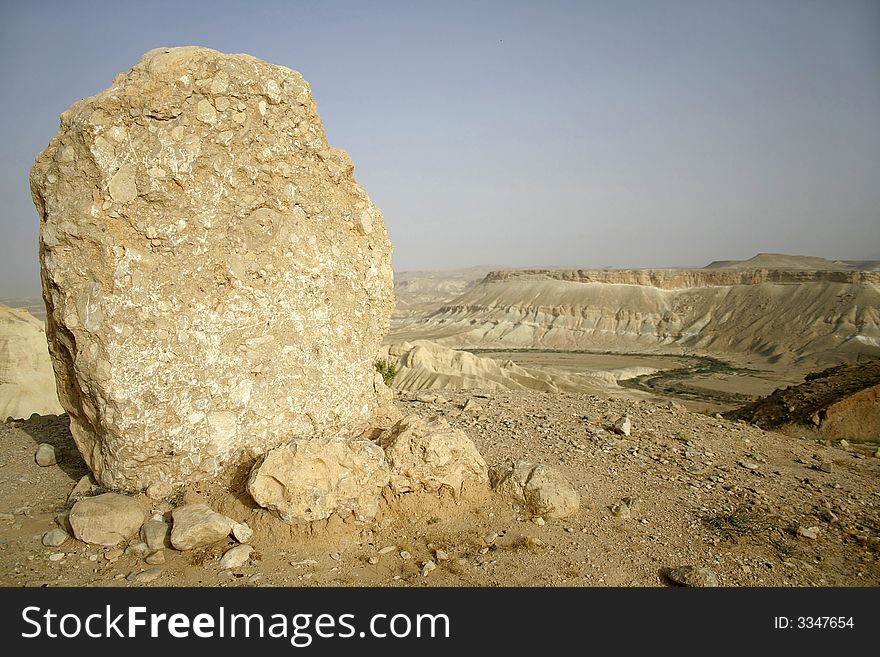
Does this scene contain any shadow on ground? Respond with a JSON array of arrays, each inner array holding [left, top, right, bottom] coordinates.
[[6, 413, 88, 483]]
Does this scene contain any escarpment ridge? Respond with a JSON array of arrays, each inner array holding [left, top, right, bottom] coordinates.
[[391, 263, 880, 367]]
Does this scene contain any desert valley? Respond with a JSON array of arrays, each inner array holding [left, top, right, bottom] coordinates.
[[2, 248, 879, 587]]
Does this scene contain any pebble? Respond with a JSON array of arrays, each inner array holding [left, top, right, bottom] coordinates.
[[368, 556, 379, 565], [219, 544, 254, 569], [667, 565, 719, 587], [35, 443, 61, 467], [127, 567, 162, 583], [484, 532, 498, 545], [612, 416, 632, 436], [232, 521, 253, 544], [399, 550, 412, 561], [533, 517, 546, 526], [0, 513, 14, 522], [42, 528, 69, 547], [739, 460, 759, 471], [48, 552, 65, 562], [105, 547, 124, 560], [422, 561, 436, 577], [435, 549, 449, 561], [378, 545, 397, 555], [798, 526, 820, 540], [329, 552, 341, 561], [611, 503, 631, 519]]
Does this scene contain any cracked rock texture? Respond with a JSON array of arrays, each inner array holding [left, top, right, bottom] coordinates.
[[378, 414, 489, 496], [247, 436, 391, 523], [29, 47, 394, 491]]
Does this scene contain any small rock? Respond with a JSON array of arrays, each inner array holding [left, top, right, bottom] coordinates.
[[141, 519, 172, 551], [462, 399, 482, 413], [612, 416, 632, 437], [125, 542, 150, 558], [484, 532, 498, 545], [526, 537, 545, 549], [127, 567, 162, 583], [435, 549, 449, 561], [231, 521, 253, 544], [490, 461, 580, 519], [170, 504, 236, 550], [329, 552, 341, 561], [739, 460, 759, 471], [69, 493, 146, 546], [798, 526, 820, 540], [611, 503, 631, 519], [219, 544, 254, 570], [67, 474, 96, 501], [35, 443, 61, 467], [145, 549, 166, 565], [533, 517, 546, 526], [839, 440, 850, 449], [667, 400, 687, 412], [415, 393, 438, 404], [814, 461, 833, 474], [105, 547, 124, 560], [399, 550, 412, 561], [367, 556, 379, 565], [422, 561, 436, 577], [0, 512, 14, 522], [42, 528, 69, 547], [145, 481, 173, 500], [48, 552, 65, 562], [378, 545, 397, 555], [668, 565, 719, 587]]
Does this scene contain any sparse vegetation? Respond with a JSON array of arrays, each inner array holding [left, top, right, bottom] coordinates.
[[374, 357, 399, 387]]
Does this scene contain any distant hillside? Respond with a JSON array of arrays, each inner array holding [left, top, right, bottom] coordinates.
[[705, 253, 880, 271]]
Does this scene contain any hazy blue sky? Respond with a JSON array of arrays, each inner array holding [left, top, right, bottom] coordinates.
[[1, 0, 879, 296]]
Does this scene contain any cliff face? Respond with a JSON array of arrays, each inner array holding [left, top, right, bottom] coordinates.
[[485, 268, 880, 289], [390, 269, 880, 365]]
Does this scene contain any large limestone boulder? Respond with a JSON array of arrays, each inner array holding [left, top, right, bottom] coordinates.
[[29, 47, 394, 490], [247, 437, 390, 523], [377, 414, 489, 496], [0, 305, 63, 419]]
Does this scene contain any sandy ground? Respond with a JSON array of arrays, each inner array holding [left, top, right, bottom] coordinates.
[[2, 389, 878, 588]]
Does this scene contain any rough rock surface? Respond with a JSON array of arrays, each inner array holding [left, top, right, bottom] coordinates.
[[490, 460, 580, 519], [29, 46, 394, 491], [0, 305, 63, 420], [377, 415, 489, 496], [141, 519, 171, 550], [170, 503, 236, 550], [69, 492, 145, 545], [219, 544, 254, 569], [35, 443, 61, 466], [247, 437, 390, 523], [667, 565, 719, 587]]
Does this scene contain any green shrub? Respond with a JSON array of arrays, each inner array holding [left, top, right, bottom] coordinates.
[[374, 358, 398, 387]]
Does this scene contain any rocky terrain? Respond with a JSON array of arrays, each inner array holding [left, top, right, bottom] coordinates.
[[1, 389, 878, 587], [726, 359, 880, 442]]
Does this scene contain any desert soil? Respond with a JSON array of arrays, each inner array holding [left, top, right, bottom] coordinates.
[[2, 389, 878, 587]]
